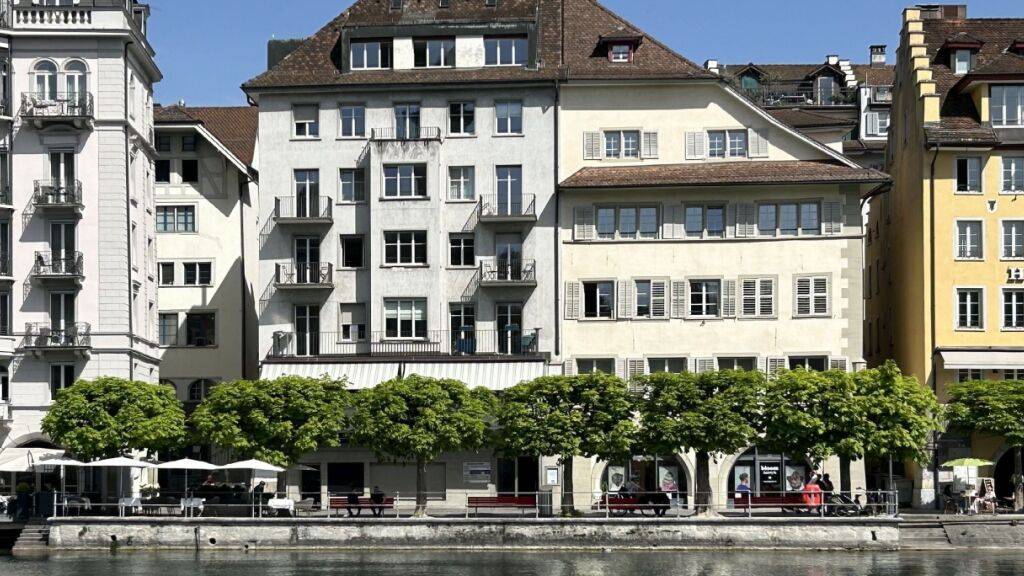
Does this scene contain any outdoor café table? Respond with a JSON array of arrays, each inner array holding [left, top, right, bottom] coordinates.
[[268, 497, 295, 516], [180, 497, 205, 517], [118, 497, 142, 516]]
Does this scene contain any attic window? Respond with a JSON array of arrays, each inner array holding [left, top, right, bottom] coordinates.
[[953, 49, 973, 75], [609, 44, 632, 63]]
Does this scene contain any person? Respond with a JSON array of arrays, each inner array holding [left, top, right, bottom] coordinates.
[[370, 486, 386, 518], [819, 474, 835, 515], [735, 473, 752, 510], [346, 489, 362, 517], [802, 475, 822, 515], [943, 483, 966, 515]]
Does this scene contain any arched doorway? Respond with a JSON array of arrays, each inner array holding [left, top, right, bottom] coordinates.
[[994, 447, 1019, 500], [728, 448, 812, 498], [600, 454, 689, 506]]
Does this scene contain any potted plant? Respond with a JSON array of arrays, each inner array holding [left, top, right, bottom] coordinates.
[[140, 483, 160, 500]]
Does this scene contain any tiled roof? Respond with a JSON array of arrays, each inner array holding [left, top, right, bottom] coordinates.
[[842, 139, 888, 154], [851, 64, 896, 86], [155, 105, 259, 167], [345, 0, 539, 25], [560, 160, 889, 189], [768, 108, 857, 129]]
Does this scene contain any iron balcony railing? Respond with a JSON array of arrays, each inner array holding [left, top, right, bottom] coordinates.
[[21, 92, 94, 119], [21, 322, 91, 350], [272, 328, 542, 358], [32, 251, 84, 278], [478, 194, 537, 220], [371, 126, 442, 141], [739, 81, 858, 107], [33, 180, 84, 209], [273, 196, 332, 221], [480, 257, 537, 285], [275, 262, 334, 287]]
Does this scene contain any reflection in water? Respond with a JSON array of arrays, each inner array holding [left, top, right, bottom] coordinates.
[[0, 551, 1022, 576]]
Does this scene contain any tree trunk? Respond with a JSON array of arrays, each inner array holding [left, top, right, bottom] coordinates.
[[413, 456, 428, 517], [1015, 446, 1024, 513], [695, 450, 713, 515], [839, 455, 852, 499], [560, 456, 575, 516]]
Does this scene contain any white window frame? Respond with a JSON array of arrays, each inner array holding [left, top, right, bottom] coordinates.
[[953, 49, 972, 75], [991, 85, 1024, 127], [707, 129, 748, 159], [415, 38, 456, 68], [339, 104, 365, 138], [495, 100, 523, 135], [1002, 220, 1024, 260], [794, 275, 830, 318], [684, 204, 726, 239], [955, 156, 983, 194], [383, 231, 427, 266], [484, 36, 528, 67], [955, 219, 984, 261], [687, 278, 722, 319], [448, 234, 475, 268], [340, 168, 365, 203], [448, 166, 475, 201], [610, 44, 632, 63], [646, 357, 688, 374], [383, 164, 427, 198], [383, 299, 427, 340], [739, 276, 777, 319], [603, 130, 641, 159], [955, 287, 985, 331], [158, 312, 178, 347], [156, 205, 196, 233], [182, 262, 213, 287], [576, 358, 615, 374], [448, 101, 475, 136], [1003, 157, 1024, 193], [292, 105, 319, 139], [350, 40, 391, 70], [595, 204, 660, 240], [1003, 287, 1024, 331], [582, 280, 615, 320]]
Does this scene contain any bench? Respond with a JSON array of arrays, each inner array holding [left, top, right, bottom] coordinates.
[[466, 495, 537, 517], [328, 496, 396, 516], [593, 496, 642, 513], [734, 494, 807, 510]]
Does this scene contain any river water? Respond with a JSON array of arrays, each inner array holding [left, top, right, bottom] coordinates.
[[1, 550, 1023, 575]]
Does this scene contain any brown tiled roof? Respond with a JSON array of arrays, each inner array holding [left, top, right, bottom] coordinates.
[[155, 105, 259, 167], [842, 139, 888, 154], [560, 160, 889, 189], [720, 63, 846, 83], [851, 64, 896, 86], [768, 108, 857, 129], [345, 0, 539, 25]]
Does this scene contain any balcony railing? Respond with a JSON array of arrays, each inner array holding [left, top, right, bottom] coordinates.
[[480, 257, 537, 286], [21, 322, 92, 350], [273, 196, 332, 222], [868, 85, 893, 104], [371, 126, 442, 141], [479, 194, 537, 222], [271, 328, 542, 358], [21, 92, 94, 120], [739, 81, 858, 107], [0, 185, 10, 206], [32, 251, 84, 279], [274, 262, 334, 287], [11, 5, 93, 27], [33, 180, 84, 210]]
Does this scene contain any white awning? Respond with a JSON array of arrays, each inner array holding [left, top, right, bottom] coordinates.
[[0, 448, 65, 472], [404, 361, 548, 391], [939, 350, 1024, 370], [260, 362, 401, 390]]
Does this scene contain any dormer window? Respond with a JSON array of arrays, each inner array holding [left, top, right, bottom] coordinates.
[[953, 49, 972, 75], [485, 36, 527, 67], [992, 85, 1024, 127], [351, 40, 393, 70], [609, 44, 632, 63], [414, 38, 455, 68]]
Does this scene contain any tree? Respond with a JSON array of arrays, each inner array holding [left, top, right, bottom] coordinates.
[[947, 378, 1024, 510], [347, 375, 494, 516], [496, 374, 636, 514], [636, 370, 763, 514], [190, 376, 350, 468], [42, 377, 186, 461]]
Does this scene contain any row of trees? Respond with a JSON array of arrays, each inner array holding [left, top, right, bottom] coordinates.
[[41, 362, 1024, 513]]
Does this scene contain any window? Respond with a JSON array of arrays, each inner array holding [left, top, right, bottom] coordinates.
[[610, 44, 631, 63], [577, 358, 615, 374], [684, 205, 725, 239], [583, 281, 614, 319], [648, 358, 686, 374], [689, 280, 721, 318], [384, 164, 427, 198], [956, 220, 983, 260], [156, 206, 195, 233], [449, 102, 475, 135], [956, 157, 982, 193], [795, 276, 830, 317], [340, 105, 365, 137], [185, 312, 215, 346], [384, 231, 427, 265], [155, 160, 170, 183], [394, 103, 421, 139], [597, 207, 616, 240], [594, 205, 659, 240], [495, 101, 523, 135], [1005, 289, 1024, 329], [293, 105, 319, 138], [181, 134, 198, 152], [49, 364, 76, 400], [956, 288, 983, 329], [340, 169, 365, 202], [707, 130, 747, 158], [866, 111, 890, 136], [449, 234, 475, 267], [799, 203, 820, 235], [816, 75, 835, 105], [1004, 221, 1024, 259], [1004, 369, 1024, 381], [633, 279, 667, 319], [448, 166, 475, 200], [187, 379, 216, 403], [718, 357, 757, 371], [957, 369, 983, 383], [789, 356, 828, 371], [340, 236, 364, 269], [992, 85, 1024, 127], [414, 38, 455, 68], [351, 40, 392, 70], [181, 159, 199, 183], [953, 49, 972, 75], [1004, 157, 1024, 192], [183, 262, 212, 286], [485, 36, 528, 66], [158, 262, 174, 286], [603, 130, 640, 159], [758, 204, 777, 237], [780, 204, 799, 236], [727, 131, 748, 157], [741, 277, 776, 318], [158, 313, 178, 346], [155, 134, 171, 152], [384, 299, 427, 339], [340, 304, 367, 342]]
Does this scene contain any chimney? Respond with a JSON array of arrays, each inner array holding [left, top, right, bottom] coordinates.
[[177, 99, 186, 108], [704, 59, 720, 75], [826, 55, 839, 66], [870, 45, 887, 68], [917, 5, 967, 20]]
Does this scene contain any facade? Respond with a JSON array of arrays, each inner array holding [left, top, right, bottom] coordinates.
[[153, 104, 259, 407], [867, 4, 1024, 507], [0, 0, 162, 480]]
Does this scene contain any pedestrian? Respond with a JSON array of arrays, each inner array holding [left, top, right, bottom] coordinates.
[[802, 474, 822, 515], [370, 485, 386, 517], [346, 489, 362, 517], [819, 473, 834, 515]]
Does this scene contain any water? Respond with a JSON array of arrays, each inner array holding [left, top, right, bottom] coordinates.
[[1, 551, 1023, 576]]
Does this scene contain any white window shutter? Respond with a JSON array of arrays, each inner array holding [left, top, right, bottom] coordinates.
[[815, 276, 831, 316], [628, 359, 646, 379], [829, 357, 849, 372], [563, 359, 577, 376], [564, 281, 581, 320], [615, 358, 628, 380], [642, 131, 659, 159], [685, 131, 706, 160], [583, 132, 602, 160], [726, 204, 736, 238], [748, 127, 770, 158], [722, 280, 737, 318], [671, 280, 686, 318], [651, 280, 668, 318], [823, 201, 843, 235], [795, 277, 812, 316], [617, 280, 634, 319], [665, 204, 684, 239], [695, 358, 715, 373], [767, 357, 787, 377], [866, 113, 879, 136], [574, 206, 595, 240], [737, 203, 756, 237], [741, 278, 757, 317]]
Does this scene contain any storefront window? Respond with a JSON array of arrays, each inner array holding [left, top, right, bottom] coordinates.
[[601, 455, 687, 504], [728, 448, 809, 498]]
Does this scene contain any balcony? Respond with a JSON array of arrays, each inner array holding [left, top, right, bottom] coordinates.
[[478, 194, 537, 224], [33, 180, 84, 213], [273, 196, 332, 225], [868, 85, 893, 104], [370, 126, 442, 142], [274, 262, 334, 290], [31, 252, 84, 282], [0, 184, 12, 208], [740, 81, 858, 108], [20, 92, 94, 128], [479, 257, 537, 288], [21, 322, 92, 354], [271, 328, 542, 359]]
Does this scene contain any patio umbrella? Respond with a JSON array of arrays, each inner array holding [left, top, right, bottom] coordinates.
[[218, 460, 286, 516], [156, 458, 218, 497], [82, 457, 156, 499], [941, 458, 994, 491], [32, 456, 84, 495]]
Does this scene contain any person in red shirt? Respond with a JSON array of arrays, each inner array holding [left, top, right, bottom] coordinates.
[[802, 475, 823, 514]]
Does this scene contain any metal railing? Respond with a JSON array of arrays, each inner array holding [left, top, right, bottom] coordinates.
[[32, 251, 84, 278], [274, 195, 332, 220], [274, 262, 333, 286], [480, 257, 537, 285], [479, 193, 536, 220], [33, 180, 84, 209], [739, 81, 858, 107], [21, 322, 91, 350], [271, 328, 542, 358], [20, 91, 94, 119], [371, 126, 442, 141]]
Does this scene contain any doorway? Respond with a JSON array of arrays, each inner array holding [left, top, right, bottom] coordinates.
[[497, 456, 539, 496]]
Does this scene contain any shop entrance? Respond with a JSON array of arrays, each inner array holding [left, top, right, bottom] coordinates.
[[496, 456, 538, 495], [728, 448, 810, 497]]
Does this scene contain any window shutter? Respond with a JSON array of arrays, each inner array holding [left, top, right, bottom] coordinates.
[[563, 359, 577, 376], [866, 113, 879, 136], [795, 277, 812, 316], [726, 204, 736, 238], [615, 358, 628, 380], [685, 131, 706, 160], [722, 280, 737, 318], [767, 357, 787, 377], [823, 201, 843, 235], [671, 280, 686, 318], [642, 131, 659, 159], [651, 280, 668, 318], [574, 206, 595, 240], [760, 278, 776, 317], [748, 127, 770, 158], [564, 281, 581, 319], [735, 203, 756, 238], [814, 276, 830, 315], [617, 280, 634, 319], [829, 357, 849, 372], [628, 358, 646, 379], [741, 279, 757, 317], [695, 358, 715, 373], [583, 132, 602, 160]]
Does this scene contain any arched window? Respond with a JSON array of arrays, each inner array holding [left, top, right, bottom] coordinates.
[[188, 379, 216, 403], [63, 60, 88, 102], [33, 61, 58, 100]]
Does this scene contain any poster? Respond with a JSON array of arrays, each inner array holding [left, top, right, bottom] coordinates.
[[463, 462, 491, 484], [545, 466, 560, 487], [759, 462, 781, 491], [733, 465, 753, 491], [658, 464, 679, 493], [606, 465, 626, 493], [785, 465, 807, 491]]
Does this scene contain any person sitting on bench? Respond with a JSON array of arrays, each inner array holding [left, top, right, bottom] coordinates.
[[370, 486, 386, 517], [346, 490, 362, 517]]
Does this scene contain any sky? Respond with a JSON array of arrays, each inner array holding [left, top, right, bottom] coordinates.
[[148, 0, 1024, 107]]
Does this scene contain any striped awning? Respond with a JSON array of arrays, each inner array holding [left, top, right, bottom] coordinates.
[[939, 349, 1024, 370], [259, 362, 401, 389], [403, 361, 548, 391]]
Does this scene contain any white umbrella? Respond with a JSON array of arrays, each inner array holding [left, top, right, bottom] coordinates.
[[157, 458, 218, 497], [83, 457, 156, 499], [218, 459, 284, 473], [32, 457, 83, 498]]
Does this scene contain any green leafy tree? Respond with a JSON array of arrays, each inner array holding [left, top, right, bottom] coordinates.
[[190, 376, 351, 468], [637, 370, 763, 513], [496, 374, 636, 514], [947, 378, 1024, 510], [42, 377, 186, 461], [761, 368, 835, 469], [347, 375, 494, 516]]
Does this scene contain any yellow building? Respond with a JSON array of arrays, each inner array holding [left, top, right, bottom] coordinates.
[[867, 5, 1024, 507]]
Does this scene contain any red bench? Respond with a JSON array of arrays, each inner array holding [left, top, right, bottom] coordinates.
[[328, 496, 395, 516], [466, 495, 537, 517], [735, 494, 807, 510], [593, 496, 642, 513]]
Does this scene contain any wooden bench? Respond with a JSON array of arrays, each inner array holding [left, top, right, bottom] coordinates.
[[734, 494, 806, 510], [328, 496, 396, 516], [593, 496, 642, 513], [466, 495, 537, 517]]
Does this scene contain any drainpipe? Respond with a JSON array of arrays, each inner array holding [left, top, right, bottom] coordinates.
[[238, 173, 252, 379], [929, 143, 940, 510], [124, 40, 135, 381], [553, 78, 560, 358]]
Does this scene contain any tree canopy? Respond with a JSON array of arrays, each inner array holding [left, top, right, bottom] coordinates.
[[856, 361, 942, 465]]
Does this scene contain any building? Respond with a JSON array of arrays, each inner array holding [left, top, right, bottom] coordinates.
[[0, 0, 162, 489], [867, 4, 1024, 507], [153, 104, 259, 408]]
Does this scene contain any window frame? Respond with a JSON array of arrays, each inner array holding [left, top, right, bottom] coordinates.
[[383, 164, 428, 198], [646, 357, 687, 374], [184, 311, 216, 347], [495, 100, 523, 135], [955, 156, 983, 194], [383, 298, 428, 340], [156, 205, 196, 233], [756, 200, 823, 238], [609, 44, 632, 63], [448, 166, 475, 201], [1003, 157, 1024, 193], [991, 85, 1023, 127], [955, 286, 985, 331], [1003, 287, 1024, 331], [687, 278, 722, 319], [953, 49, 972, 75], [602, 130, 641, 159], [594, 204, 661, 240], [448, 101, 476, 136], [182, 262, 213, 287], [158, 312, 178, 347], [1002, 219, 1024, 260], [339, 104, 366, 138], [582, 280, 615, 320], [684, 203, 726, 239], [350, 40, 392, 70], [739, 276, 777, 319], [707, 129, 748, 159], [339, 235, 365, 269], [292, 105, 320, 139], [383, 230, 428, 266], [413, 37, 456, 68], [339, 168, 366, 203], [794, 274, 831, 318], [955, 219, 985, 261], [576, 358, 615, 374], [448, 233, 476, 268], [484, 36, 528, 67]]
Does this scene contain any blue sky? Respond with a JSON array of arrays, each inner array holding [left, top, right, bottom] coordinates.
[[148, 0, 1024, 106]]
